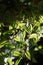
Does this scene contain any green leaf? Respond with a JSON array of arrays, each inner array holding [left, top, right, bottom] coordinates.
[[35, 22, 40, 27], [9, 26, 13, 30], [14, 36, 20, 42], [29, 34, 37, 39], [15, 58, 22, 65], [0, 44, 4, 48], [34, 45, 42, 51], [29, 33, 40, 43], [22, 31, 26, 40], [25, 51, 31, 60], [0, 41, 8, 48], [39, 16, 43, 23], [34, 47, 38, 51], [12, 51, 21, 57], [17, 23, 25, 29], [38, 45, 42, 49], [6, 44, 15, 49], [0, 32, 1, 36], [7, 57, 12, 65], [28, 24, 33, 32]]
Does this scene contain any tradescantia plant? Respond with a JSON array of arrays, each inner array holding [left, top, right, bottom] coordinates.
[[0, 0, 43, 65], [0, 16, 43, 65]]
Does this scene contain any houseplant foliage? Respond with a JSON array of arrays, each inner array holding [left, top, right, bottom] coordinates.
[[0, 0, 43, 65]]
